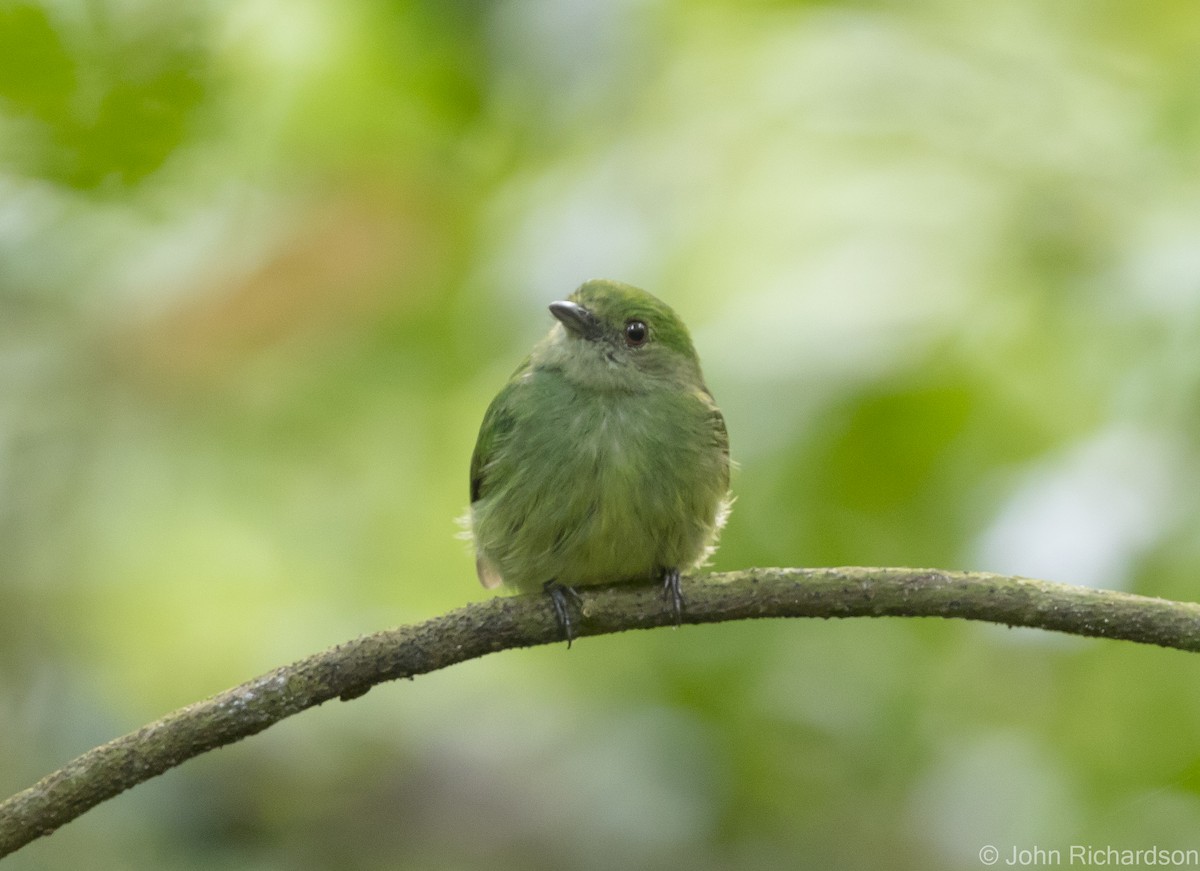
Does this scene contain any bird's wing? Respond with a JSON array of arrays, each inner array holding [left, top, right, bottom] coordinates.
[[700, 385, 731, 491], [469, 358, 531, 505]]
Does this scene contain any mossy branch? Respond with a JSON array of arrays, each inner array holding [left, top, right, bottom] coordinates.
[[4, 566, 1200, 858]]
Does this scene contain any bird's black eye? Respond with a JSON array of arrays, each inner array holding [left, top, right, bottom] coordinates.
[[624, 320, 649, 347]]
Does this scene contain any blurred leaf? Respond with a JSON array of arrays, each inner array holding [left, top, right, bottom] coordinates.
[[0, 4, 210, 189], [0, 3, 75, 121]]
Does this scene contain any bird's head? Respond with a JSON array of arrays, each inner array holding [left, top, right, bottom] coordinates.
[[537, 279, 704, 391]]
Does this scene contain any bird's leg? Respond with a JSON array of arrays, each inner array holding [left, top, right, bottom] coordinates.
[[661, 567, 684, 625], [543, 579, 583, 647]]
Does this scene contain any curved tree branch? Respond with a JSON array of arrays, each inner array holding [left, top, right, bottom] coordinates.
[[4, 566, 1200, 857]]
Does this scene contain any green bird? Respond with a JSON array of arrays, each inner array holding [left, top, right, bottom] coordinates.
[[466, 279, 731, 642]]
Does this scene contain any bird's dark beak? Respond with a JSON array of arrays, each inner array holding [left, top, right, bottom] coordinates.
[[549, 300, 601, 340]]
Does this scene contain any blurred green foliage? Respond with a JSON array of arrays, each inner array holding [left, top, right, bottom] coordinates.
[[3, 0, 1200, 868]]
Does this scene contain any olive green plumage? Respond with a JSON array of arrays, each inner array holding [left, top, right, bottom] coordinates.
[[467, 279, 731, 605]]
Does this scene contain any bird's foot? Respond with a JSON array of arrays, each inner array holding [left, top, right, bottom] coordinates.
[[543, 580, 583, 647], [661, 567, 684, 625]]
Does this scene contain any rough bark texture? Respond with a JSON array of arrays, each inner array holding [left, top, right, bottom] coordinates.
[[3, 567, 1200, 857]]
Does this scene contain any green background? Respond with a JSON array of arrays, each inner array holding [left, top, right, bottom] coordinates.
[[3, 0, 1200, 868]]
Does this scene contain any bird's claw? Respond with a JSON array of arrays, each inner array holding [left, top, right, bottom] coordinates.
[[661, 567, 684, 625], [544, 580, 583, 647]]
